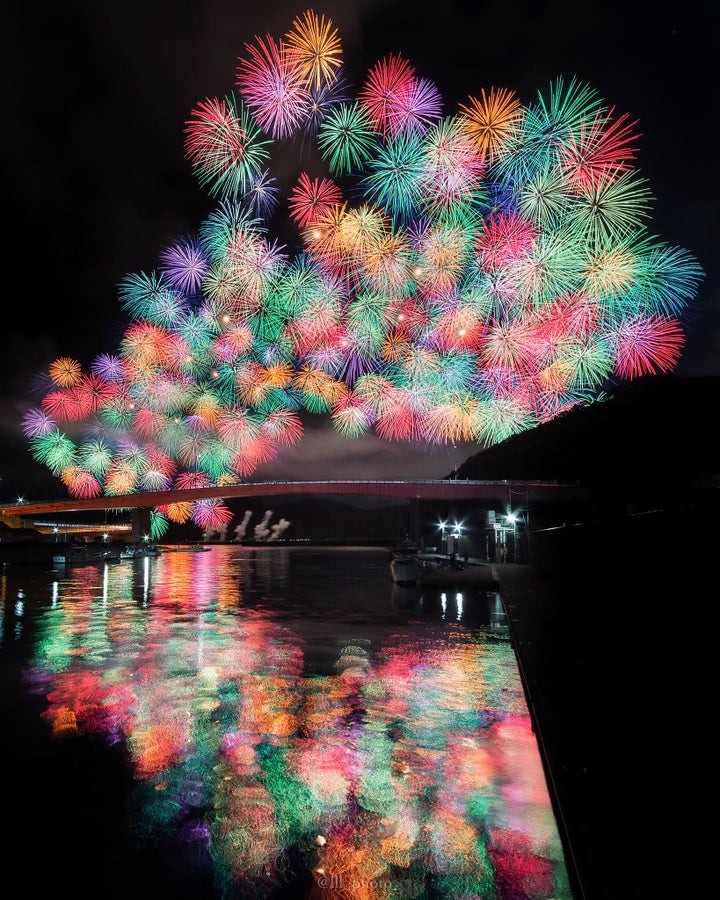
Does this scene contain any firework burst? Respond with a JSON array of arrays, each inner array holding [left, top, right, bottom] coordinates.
[[26, 9, 703, 516], [184, 94, 272, 200]]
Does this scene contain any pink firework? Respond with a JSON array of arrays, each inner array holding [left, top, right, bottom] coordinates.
[[375, 391, 426, 442], [216, 408, 261, 450], [231, 431, 278, 475], [431, 302, 486, 352], [184, 95, 271, 199], [388, 76, 443, 138], [22, 407, 57, 438], [146, 447, 177, 482], [419, 117, 487, 214], [611, 315, 684, 378], [175, 470, 212, 490], [236, 34, 310, 139], [302, 202, 351, 277], [480, 318, 539, 374], [73, 373, 121, 414], [261, 409, 304, 446], [191, 498, 234, 529], [212, 326, 255, 362], [120, 323, 178, 373], [559, 107, 641, 192], [41, 389, 87, 423], [330, 392, 374, 437], [548, 292, 601, 339], [392, 297, 433, 340]]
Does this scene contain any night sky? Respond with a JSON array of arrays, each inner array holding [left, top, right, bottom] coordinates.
[[2, 0, 717, 502]]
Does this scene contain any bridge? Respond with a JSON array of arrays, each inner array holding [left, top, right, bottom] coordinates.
[[1, 479, 587, 542]]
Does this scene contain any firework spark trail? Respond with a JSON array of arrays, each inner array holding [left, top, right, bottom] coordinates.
[[23, 9, 704, 535]]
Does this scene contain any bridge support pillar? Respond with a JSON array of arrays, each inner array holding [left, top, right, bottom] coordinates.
[[408, 498, 421, 545], [131, 508, 152, 543]]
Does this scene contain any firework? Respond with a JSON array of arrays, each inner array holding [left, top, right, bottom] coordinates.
[[26, 9, 703, 518], [158, 235, 209, 298], [317, 101, 378, 175], [288, 172, 342, 228], [285, 9, 343, 92], [358, 53, 416, 138], [236, 33, 310, 139], [184, 94, 272, 200], [458, 87, 522, 165], [48, 357, 82, 388]]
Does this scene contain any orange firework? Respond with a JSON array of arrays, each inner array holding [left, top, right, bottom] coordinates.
[[156, 501, 193, 524], [285, 9, 343, 91], [49, 357, 83, 388], [458, 86, 523, 165]]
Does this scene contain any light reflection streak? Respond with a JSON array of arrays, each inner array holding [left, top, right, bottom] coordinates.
[[20, 548, 571, 898], [0, 573, 5, 647]]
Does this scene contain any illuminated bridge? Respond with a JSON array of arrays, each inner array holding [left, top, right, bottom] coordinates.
[[1, 479, 587, 540]]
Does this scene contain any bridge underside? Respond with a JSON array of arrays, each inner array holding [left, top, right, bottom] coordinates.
[[0, 480, 587, 522]]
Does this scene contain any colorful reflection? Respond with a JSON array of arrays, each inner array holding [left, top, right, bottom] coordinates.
[[20, 549, 571, 898]]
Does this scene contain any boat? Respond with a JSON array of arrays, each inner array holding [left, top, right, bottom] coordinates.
[[390, 535, 421, 585], [390, 553, 421, 585], [119, 544, 162, 560], [52, 544, 122, 565]]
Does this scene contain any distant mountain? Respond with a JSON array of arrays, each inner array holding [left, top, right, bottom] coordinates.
[[455, 375, 720, 486]]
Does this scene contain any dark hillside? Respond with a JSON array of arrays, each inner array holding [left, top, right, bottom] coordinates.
[[456, 374, 720, 488]]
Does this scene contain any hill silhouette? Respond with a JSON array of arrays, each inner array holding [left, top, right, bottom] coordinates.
[[455, 374, 720, 487]]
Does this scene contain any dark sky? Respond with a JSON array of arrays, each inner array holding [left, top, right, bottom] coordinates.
[[2, 0, 717, 501]]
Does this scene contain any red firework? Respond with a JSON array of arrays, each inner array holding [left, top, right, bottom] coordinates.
[[41, 389, 88, 423], [357, 53, 416, 137], [476, 212, 538, 273], [288, 172, 343, 228], [559, 107, 641, 192], [61, 466, 103, 499]]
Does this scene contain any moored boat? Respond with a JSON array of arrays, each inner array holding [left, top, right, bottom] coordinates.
[[390, 554, 421, 585], [390, 535, 421, 584]]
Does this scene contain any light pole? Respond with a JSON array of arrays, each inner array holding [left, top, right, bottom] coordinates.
[[506, 512, 518, 562], [452, 524, 463, 563], [438, 521, 447, 556]]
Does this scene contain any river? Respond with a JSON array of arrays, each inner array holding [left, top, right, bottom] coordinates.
[[0, 544, 572, 899]]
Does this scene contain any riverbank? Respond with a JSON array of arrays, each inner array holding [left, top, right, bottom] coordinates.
[[490, 519, 714, 899]]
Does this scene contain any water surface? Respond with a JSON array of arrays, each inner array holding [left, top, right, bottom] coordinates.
[[1, 545, 572, 898]]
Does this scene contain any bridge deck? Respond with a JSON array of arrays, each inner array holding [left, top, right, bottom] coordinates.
[[1, 479, 587, 519]]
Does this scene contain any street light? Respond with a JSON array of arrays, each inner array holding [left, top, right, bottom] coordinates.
[[452, 524, 463, 562], [437, 520, 448, 555], [506, 512, 518, 562]]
